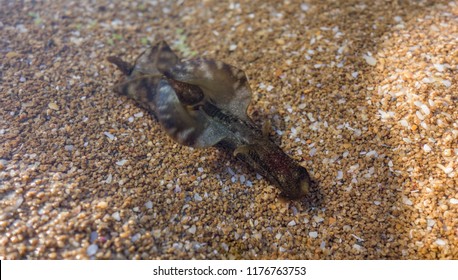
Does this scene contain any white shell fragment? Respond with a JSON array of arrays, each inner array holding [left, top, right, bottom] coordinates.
[[435, 239, 446, 246], [145, 201, 153, 209], [86, 244, 98, 256], [104, 132, 115, 140], [363, 54, 377, 66], [188, 225, 197, 234], [402, 196, 413, 206], [423, 144, 431, 153], [48, 102, 59, 110]]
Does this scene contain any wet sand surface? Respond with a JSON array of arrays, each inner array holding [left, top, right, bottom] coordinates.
[[1, 0, 457, 259]]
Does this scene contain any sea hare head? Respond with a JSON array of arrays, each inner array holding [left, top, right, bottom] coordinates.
[[281, 165, 311, 199]]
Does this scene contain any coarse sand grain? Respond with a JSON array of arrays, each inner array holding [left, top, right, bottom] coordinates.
[[1, 0, 457, 259]]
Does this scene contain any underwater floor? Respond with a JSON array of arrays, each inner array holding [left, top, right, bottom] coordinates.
[[1, 0, 457, 259]]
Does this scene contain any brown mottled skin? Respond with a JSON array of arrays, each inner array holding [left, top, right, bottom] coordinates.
[[108, 41, 311, 199]]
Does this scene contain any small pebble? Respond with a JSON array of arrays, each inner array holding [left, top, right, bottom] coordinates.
[[15, 196, 24, 208], [366, 150, 378, 157], [300, 3, 309, 12], [402, 196, 413, 206], [131, 233, 141, 242], [363, 55, 377, 66], [90, 231, 98, 243], [353, 244, 362, 251], [116, 159, 127, 166], [105, 174, 113, 184], [435, 239, 446, 246], [145, 201, 153, 209], [423, 144, 432, 153], [64, 145, 74, 151], [394, 16, 403, 22], [86, 244, 98, 256], [48, 102, 59, 110], [433, 63, 445, 72], [104, 132, 115, 140], [194, 193, 202, 202], [152, 230, 161, 238], [134, 112, 144, 118], [443, 167, 453, 174], [112, 212, 121, 221], [442, 80, 451, 88], [188, 225, 197, 234], [97, 201, 108, 209]]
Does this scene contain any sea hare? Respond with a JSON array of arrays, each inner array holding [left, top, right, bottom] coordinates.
[[108, 41, 311, 199]]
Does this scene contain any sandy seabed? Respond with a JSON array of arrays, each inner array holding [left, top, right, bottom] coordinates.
[[1, 0, 457, 259]]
